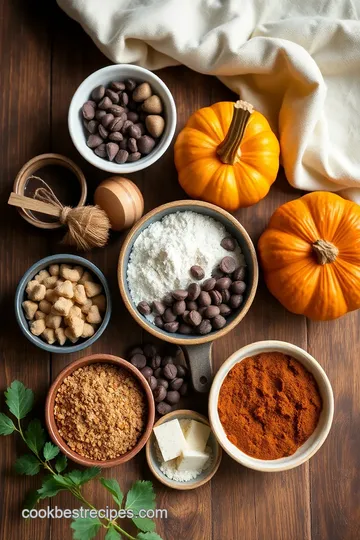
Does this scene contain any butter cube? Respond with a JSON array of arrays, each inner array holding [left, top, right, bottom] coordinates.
[[176, 449, 209, 472], [184, 420, 211, 453], [153, 419, 187, 462]]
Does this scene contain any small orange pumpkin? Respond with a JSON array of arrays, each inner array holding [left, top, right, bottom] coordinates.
[[258, 191, 360, 320], [174, 100, 280, 211]]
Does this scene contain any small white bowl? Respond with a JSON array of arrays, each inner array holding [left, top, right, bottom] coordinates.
[[68, 65, 177, 174], [209, 340, 334, 472], [146, 409, 222, 490]]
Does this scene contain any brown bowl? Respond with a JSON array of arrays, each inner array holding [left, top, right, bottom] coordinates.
[[45, 354, 155, 468]]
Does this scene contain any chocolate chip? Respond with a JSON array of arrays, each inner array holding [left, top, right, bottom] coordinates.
[[229, 294, 243, 309], [176, 365, 188, 377], [197, 319, 212, 335], [154, 386, 167, 402], [127, 152, 141, 162], [179, 382, 188, 396], [121, 120, 133, 134], [221, 289, 231, 303], [157, 378, 169, 389], [154, 316, 164, 329], [128, 346, 143, 357], [173, 300, 186, 315], [137, 301, 151, 315], [172, 289, 188, 301], [179, 323, 193, 335], [152, 301, 166, 315], [163, 308, 177, 323], [150, 355, 162, 370], [163, 293, 174, 306], [143, 344, 157, 358], [119, 91, 129, 106], [186, 301, 198, 311], [91, 85, 105, 102], [98, 124, 109, 139], [95, 109, 106, 121], [204, 305, 220, 318], [164, 322, 179, 333], [198, 306, 207, 317], [115, 149, 129, 164], [130, 353, 147, 369], [188, 310, 202, 327], [128, 138, 138, 153], [212, 268, 225, 279], [111, 81, 126, 92], [215, 277, 232, 290], [190, 265, 205, 280], [163, 364, 177, 380], [219, 304, 232, 317], [108, 104, 126, 116], [119, 137, 128, 150], [101, 113, 115, 128], [128, 124, 142, 139], [94, 143, 107, 158], [98, 96, 112, 110], [212, 315, 227, 329], [188, 283, 201, 301], [202, 278, 216, 291], [87, 134, 103, 148], [141, 366, 153, 378], [154, 367, 162, 378], [182, 310, 190, 323], [166, 390, 180, 405], [170, 378, 184, 391], [220, 256, 237, 274], [198, 291, 211, 307], [135, 122, 146, 135], [209, 289, 222, 306], [221, 236, 237, 251], [106, 142, 119, 161], [109, 131, 123, 142], [137, 135, 155, 154], [86, 120, 99, 134], [231, 281, 247, 294], [156, 402, 172, 416], [106, 89, 120, 104], [82, 102, 95, 120], [127, 111, 139, 123], [147, 376, 158, 391], [125, 78, 137, 91]]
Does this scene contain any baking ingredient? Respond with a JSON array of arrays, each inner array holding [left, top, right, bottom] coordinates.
[[83, 79, 166, 163], [218, 352, 322, 460], [174, 100, 280, 211], [22, 263, 105, 346], [128, 210, 245, 309], [176, 448, 210, 471], [54, 363, 146, 460], [0, 380, 163, 539], [258, 191, 360, 320], [184, 420, 211, 452], [153, 419, 187, 461]]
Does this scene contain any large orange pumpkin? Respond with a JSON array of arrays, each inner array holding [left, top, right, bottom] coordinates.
[[258, 192, 360, 320], [174, 100, 280, 211]]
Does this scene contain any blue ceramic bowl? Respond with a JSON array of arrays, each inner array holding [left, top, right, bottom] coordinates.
[[15, 254, 112, 354]]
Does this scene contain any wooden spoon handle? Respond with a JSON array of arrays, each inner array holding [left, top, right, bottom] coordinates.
[[8, 193, 61, 217]]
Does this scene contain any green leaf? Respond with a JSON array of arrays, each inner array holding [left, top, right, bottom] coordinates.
[[136, 533, 163, 540], [126, 481, 156, 513], [105, 525, 122, 540], [65, 467, 100, 487], [70, 517, 102, 540], [55, 454, 68, 473], [15, 454, 41, 476], [5, 381, 34, 419], [133, 517, 155, 533], [100, 477, 124, 507], [23, 490, 40, 511], [37, 476, 69, 499], [65, 469, 83, 486], [25, 419, 46, 455], [43, 442, 60, 461], [0, 413, 16, 435]]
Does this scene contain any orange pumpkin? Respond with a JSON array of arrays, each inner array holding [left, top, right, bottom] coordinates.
[[174, 100, 280, 211], [258, 192, 360, 320]]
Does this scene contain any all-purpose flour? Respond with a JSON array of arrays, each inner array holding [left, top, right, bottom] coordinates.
[[127, 211, 245, 311]]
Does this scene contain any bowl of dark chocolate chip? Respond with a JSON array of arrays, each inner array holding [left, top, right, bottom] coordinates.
[[118, 200, 258, 393], [69, 65, 177, 173]]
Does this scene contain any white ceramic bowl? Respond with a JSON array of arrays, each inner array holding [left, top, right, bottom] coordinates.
[[209, 340, 334, 472], [68, 65, 177, 174]]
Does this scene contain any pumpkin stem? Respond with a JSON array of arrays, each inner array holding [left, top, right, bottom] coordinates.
[[312, 239, 339, 265], [217, 100, 254, 165]]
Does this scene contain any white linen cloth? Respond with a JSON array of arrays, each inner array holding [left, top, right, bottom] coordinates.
[[58, 0, 360, 203]]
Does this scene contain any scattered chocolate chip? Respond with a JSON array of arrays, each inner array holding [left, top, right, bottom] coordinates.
[[187, 283, 201, 301], [154, 367, 162, 378], [152, 301, 166, 315], [164, 321, 179, 333], [166, 390, 180, 405], [128, 124, 142, 139], [109, 131, 123, 142], [163, 308, 177, 323], [106, 142, 119, 161], [91, 85, 105, 102], [141, 366, 153, 378], [128, 137, 138, 153], [219, 304, 232, 317], [221, 236, 237, 251], [176, 365, 188, 377], [137, 135, 155, 154], [150, 355, 162, 370], [119, 91, 129, 107], [143, 344, 157, 358], [163, 364, 177, 380], [186, 301, 198, 311], [82, 102, 95, 120], [157, 378, 169, 389], [101, 113, 115, 128], [198, 306, 207, 317], [220, 256, 237, 274], [137, 301, 151, 315], [98, 96, 112, 110], [212, 315, 227, 329], [156, 402, 172, 416], [170, 378, 184, 391], [229, 294, 243, 309], [173, 300, 186, 316], [127, 111, 139, 123], [179, 323, 193, 335], [86, 120, 99, 134], [163, 293, 174, 306], [98, 124, 109, 139], [154, 316, 164, 329], [154, 386, 167, 402], [179, 382, 188, 396], [105, 89, 120, 103], [127, 152, 141, 162], [94, 143, 107, 158], [215, 277, 232, 291], [190, 265, 205, 280], [111, 81, 126, 92], [108, 104, 125, 117], [197, 319, 212, 335], [221, 289, 231, 303], [130, 353, 147, 369], [198, 291, 211, 307], [87, 134, 103, 148], [125, 78, 137, 92], [115, 149, 129, 164], [172, 289, 188, 301], [202, 278, 216, 291], [147, 376, 158, 391], [95, 109, 106, 121], [129, 346, 144, 356], [188, 310, 202, 327], [209, 289, 222, 306], [204, 305, 220, 319], [231, 281, 247, 294]]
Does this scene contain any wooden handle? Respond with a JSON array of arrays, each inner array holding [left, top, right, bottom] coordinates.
[[8, 193, 61, 217]]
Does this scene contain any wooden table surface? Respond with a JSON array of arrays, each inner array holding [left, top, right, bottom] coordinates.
[[0, 2, 359, 540]]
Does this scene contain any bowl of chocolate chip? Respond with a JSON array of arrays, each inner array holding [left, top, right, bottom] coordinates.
[[118, 200, 258, 393], [69, 65, 177, 173]]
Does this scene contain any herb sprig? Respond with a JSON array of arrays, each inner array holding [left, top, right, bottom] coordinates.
[[0, 380, 163, 540]]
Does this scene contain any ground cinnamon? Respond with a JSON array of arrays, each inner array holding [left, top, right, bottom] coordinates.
[[218, 352, 322, 460]]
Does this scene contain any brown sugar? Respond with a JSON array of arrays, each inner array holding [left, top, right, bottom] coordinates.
[[54, 363, 147, 460], [218, 352, 322, 460]]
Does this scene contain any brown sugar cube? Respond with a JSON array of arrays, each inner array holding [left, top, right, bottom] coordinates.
[[52, 297, 73, 317], [42, 328, 56, 345], [45, 314, 62, 330], [86, 305, 102, 324], [28, 283, 46, 302], [22, 300, 38, 320], [49, 264, 60, 276], [78, 271, 94, 285], [80, 298, 92, 314], [30, 319, 46, 336], [67, 315, 85, 338], [55, 280, 74, 299], [61, 266, 83, 282], [25, 280, 38, 297], [81, 323, 95, 339], [34, 269, 50, 283], [45, 288, 59, 303], [64, 327, 79, 344], [73, 284, 87, 305], [39, 299, 52, 314], [84, 281, 103, 298], [55, 327, 66, 346], [43, 276, 58, 289], [92, 294, 106, 312], [35, 310, 46, 320]]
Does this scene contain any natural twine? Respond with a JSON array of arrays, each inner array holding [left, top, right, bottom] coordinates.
[[31, 176, 110, 251]]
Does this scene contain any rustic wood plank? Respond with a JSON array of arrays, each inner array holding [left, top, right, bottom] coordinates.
[[0, 1, 52, 539], [309, 311, 360, 540]]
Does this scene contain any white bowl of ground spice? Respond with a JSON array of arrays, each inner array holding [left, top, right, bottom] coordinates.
[[209, 340, 334, 472], [46, 354, 155, 467]]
